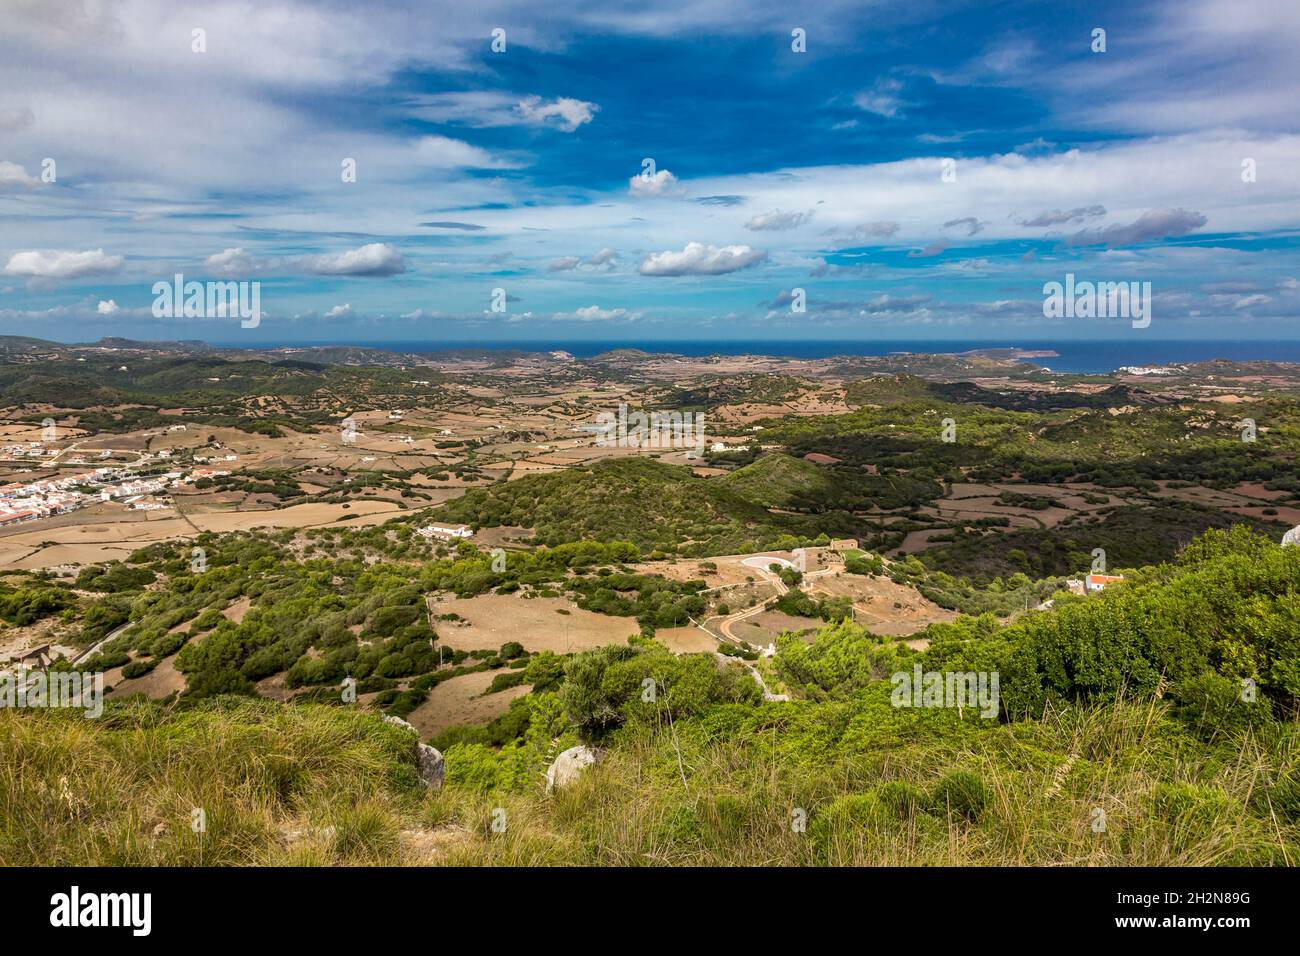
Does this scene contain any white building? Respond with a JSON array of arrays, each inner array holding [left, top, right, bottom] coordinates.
[[417, 523, 474, 540]]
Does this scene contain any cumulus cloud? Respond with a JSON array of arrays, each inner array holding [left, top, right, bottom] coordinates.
[[629, 168, 684, 197], [0, 160, 39, 189], [639, 242, 767, 276], [514, 95, 598, 132], [548, 256, 581, 272], [586, 248, 617, 267], [4, 248, 124, 279], [1068, 207, 1207, 246], [96, 299, 120, 315], [205, 248, 263, 276], [324, 303, 354, 318], [207, 244, 404, 278], [1017, 205, 1106, 227], [304, 243, 406, 277], [745, 209, 814, 231], [560, 305, 639, 322]]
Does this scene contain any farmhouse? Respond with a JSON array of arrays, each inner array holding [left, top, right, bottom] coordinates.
[[417, 523, 474, 540], [1085, 573, 1124, 593]]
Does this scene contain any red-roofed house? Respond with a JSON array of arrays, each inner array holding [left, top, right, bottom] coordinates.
[[1086, 573, 1124, 593]]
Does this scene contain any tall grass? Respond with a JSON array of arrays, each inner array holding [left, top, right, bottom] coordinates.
[[1, 696, 1295, 866]]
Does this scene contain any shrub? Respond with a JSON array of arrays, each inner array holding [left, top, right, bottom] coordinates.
[[485, 670, 527, 694], [121, 659, 158, 679], [929, 770, 990, 822]]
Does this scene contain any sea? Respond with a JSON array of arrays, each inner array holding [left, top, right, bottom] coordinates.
[[280, 339, 1300, 376]]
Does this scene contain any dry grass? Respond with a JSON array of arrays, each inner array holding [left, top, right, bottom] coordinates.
[[1, 696, 1295, 866]]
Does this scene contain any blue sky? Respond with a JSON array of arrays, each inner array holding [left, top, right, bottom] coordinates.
[[1, 0, 1298, 345]]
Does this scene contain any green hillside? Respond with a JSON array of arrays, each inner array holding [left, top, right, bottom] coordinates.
[[428, 457, 857, 555], [4, 527, 1297, 866]]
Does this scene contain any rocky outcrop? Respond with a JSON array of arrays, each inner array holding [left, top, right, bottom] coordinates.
[[383, 714, 445, 789], [545, 745, 602, 793]]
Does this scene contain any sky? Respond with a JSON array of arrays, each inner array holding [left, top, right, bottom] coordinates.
[[1, 0, 1298, 347]]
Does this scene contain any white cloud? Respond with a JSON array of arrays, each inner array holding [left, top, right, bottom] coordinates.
[[0, 160, 39, 188], [629, 168, 684, 197], [639, 242, 767, 276], [561, 305, 639, 321], [514, 95, 597, 132], [4, 248, 124, 279], [206, 243, 405, 278], [411, 135, 515, 169], [96, 299, 120, 314], [404, 92, 596, 132], [853, 79, 907, 118], [205, 248, 262, 276], [304, 244, 406, 277], [1233, 294, 1270, 310], [325, 303, 354, 318]]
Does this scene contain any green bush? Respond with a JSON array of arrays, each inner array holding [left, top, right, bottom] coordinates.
[[120, 658, 158, 679], [929, 771, 990, 822]]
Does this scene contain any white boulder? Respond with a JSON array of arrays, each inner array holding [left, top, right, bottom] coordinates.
[[546, 745, 602, 793]]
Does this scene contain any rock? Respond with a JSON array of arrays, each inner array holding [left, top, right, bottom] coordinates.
[[382, 714, 444, 789], [545, 745, 602, 793], [382, 714, 418, 733], [416, 742, 445, 789]]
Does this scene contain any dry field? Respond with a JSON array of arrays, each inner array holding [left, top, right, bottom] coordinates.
[[403, 669, 532, 739], [0, 499, 407, 570], [429, 593, 638, 653], [653, 626, 718, 654], [727, 609, 823, 644], [105, 654, 186, 700]]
